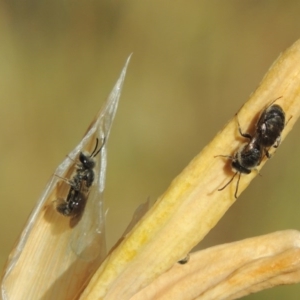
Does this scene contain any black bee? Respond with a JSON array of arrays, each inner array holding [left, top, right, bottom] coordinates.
[[56, 137, 105, 217], [216, 130, 263, 198], [256, 104, 285, 157], [216, 99, 286, 198]]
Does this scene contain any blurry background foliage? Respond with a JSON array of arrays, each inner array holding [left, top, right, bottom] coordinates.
[[1, 1, 300, 299]]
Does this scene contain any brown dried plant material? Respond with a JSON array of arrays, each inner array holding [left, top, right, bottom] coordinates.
[[131, 230, 300, 300], [80, 40, 300, 300], [0, 56, 131, 300]]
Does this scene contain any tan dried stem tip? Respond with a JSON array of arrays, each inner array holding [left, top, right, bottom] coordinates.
[[80, 40, 300, 299], [0, 56, 131, 300]]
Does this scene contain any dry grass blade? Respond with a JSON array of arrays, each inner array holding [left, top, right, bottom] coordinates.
[[130, 230, 300, 299], [0, 56, 131, 300], [79, 40, 300, 299]]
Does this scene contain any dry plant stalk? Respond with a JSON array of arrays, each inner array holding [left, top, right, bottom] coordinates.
[[0, 57, 131, 300], [79, 40, 300, 299], [132, 230, 300, 300]]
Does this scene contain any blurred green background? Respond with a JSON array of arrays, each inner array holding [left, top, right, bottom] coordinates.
[[1, 1, 300, 299]]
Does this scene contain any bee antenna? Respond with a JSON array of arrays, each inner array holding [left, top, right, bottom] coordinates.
[[268, 96, 283, 107], [93, 137, 106, 157], [90, 138, 99, 157]]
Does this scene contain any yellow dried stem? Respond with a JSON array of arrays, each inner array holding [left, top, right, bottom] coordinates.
[[80, 40, 300, 299]]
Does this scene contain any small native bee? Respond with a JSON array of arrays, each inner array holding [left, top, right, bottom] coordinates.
[[56, 137, 105, 217], [216, 99, 286, 198]]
